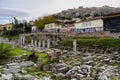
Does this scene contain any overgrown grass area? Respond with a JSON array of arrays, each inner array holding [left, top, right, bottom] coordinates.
[[71, 36, 99, 39], [38, 53, 48, 65], [3, 35, 19, 40], [60, 37, 120, 49], [3, 43, 32, 56], [2, 43, 11, 48], [4, 44, 31, 56], [11, 48, 32, 56], [2, 43, 48, 64], [23, 66, 53, 79], [110, 78, 120, 80]]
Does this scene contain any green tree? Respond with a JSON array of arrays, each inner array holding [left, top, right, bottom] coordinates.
[[94, 13, 100, 17], [85, 14, 90, 17], [13, 17, 23, 29], [14, 17, 18, 25], [24, 22, 32, 33], [34, 18, 44, 30]]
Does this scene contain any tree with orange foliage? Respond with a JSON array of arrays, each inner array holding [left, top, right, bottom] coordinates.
[[34, 16, 57, 30]]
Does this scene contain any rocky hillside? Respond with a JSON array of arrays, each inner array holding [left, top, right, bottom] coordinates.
[[53, 5, 120, 20]]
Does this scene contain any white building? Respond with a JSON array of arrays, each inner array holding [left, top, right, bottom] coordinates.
[[44, 23, 62, 32], [72, 18, 82, 22], [74, 18, 103, 33], [31, 26, 37, 33]]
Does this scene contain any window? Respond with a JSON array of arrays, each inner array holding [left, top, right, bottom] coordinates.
[[82, 22, 91, 27], [47, 25, 49, 28], [86, 22, 88, 26], [50, 24, 52, 28], [82, 22, 85, 27], [9, 27, 11, 29], [86, 22, 91, 26], [90, 22, 92, 26]]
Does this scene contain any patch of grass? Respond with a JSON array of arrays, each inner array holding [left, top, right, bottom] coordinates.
[[0, 68, 4, 74], [3, 35, 19, 40], [3, 43, 31, 56], [71, 36, 98, 39], [11, 48, 24, 56], [3, 43, 48, 64], [39, 53, 47, 58], [11, 48, 32, 56], [25, 66, 53, 77], [38, 53, 48, 65], [64, 57, 71, 62], [61, 38, 120, 49], [110, 78, 120, 80], [0, 43, 13, 59], [2, 43, 11, 48]]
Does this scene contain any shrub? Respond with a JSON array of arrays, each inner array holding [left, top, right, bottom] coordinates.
[[0, 43, 13, 59], [60, 38, 120, 49]]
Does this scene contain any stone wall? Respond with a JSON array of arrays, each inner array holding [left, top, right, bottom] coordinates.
[[22, 31, 120, 40]]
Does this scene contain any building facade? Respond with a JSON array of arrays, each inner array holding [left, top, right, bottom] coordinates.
[[44, 23, 62, 32], [44, 13, 120, 33], [31, 26, 37, 33], [0, 23, 13, 31], [60, 20, 76, 33], [102, 13, 120, 33], [75, 18, 103, 33]]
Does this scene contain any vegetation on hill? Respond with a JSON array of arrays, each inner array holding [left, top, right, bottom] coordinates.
[[53, 6, 120, 20]]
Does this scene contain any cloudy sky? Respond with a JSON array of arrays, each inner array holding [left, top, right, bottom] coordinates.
[[0, 0, 120, 24]]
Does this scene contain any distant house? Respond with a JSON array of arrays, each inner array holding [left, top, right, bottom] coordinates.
[[31, 26, 37, 33], [60, 20, 76, 33], [74, 18, 103, 33], [72, 18, 82, 22], [29, 21, 34, 25], [0, 23, 13, 31], [44, 22, 62, 32]]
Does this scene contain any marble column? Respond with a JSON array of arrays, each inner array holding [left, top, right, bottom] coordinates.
[[38, 41, 41, 48], [22, 36, 25, 45], [34, 40, 37, 47], [42, 40, 45, 48], [19, 36, 22, 45], [47, 39, 50, 48], [73, 40, 77, 52], [31, 40, 34, 46]]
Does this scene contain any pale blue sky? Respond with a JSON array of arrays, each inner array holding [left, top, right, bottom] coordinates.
[[0, 0, 120, 24]]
